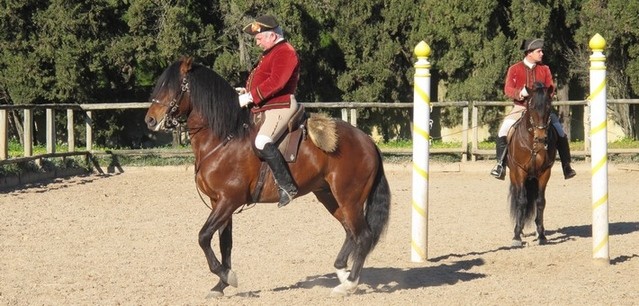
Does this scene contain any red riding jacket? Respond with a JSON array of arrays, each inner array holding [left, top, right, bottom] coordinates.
[[246, 40, 299, 113], [504, 61, 554, 106]]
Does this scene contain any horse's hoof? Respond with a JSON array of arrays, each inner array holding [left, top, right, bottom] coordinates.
[[206, 290, 224, 299], [511, 240, 524, 247], [538, 237, 548, 245], [226, 269, 238, 288], [329, 278, 359, 297]]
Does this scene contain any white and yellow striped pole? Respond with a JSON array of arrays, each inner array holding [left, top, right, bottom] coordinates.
[[411, 41, 431, 262], [588, 33, 610, 265]]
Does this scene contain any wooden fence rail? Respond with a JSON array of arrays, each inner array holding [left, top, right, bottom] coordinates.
[[1, 100, 638, 165]]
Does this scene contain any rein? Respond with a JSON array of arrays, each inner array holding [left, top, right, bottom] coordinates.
[[152, 74, 254, 213], [192, 135, 232, 211]]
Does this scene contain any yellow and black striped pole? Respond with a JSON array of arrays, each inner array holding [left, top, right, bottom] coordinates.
[[411, 41, 431, 262], [588, 33, 610, 265]]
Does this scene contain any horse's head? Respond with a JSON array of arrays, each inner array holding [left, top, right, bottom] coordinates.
[[525, 82, 554, 144], [145, 58, 194, 131], [145, 57, 251, 139], [145, 57, 194, 131]]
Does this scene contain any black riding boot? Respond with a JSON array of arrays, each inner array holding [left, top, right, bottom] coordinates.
[[490, 136, 508, 180], [557, 136, 576, 179], [260, 143, 298, 207]]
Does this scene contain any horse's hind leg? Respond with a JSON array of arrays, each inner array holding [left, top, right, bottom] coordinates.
[[313, 190, 353, 283], [314, 189, 364, 296], [334, 236, 355, 283]]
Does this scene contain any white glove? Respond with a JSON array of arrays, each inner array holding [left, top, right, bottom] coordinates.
[[235, 87, 246, 95], [520, 87, 529, 99], [239, 93, 253, 108]]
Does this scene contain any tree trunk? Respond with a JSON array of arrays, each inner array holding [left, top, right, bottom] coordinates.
[[9, 110, 24, 146]]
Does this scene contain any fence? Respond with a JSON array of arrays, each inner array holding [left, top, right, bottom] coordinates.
[[1, 100, 638, 165]]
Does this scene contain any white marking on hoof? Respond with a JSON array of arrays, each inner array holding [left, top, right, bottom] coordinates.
[[330, 278, 359, 297], [206, 290, 224, 299], [335, 268, 349, 284], [512, 240, 523, 247], [226, 269, 238, 287]]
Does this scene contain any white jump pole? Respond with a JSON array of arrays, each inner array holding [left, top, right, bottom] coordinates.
[[411, 41, 431, 262], [588, 33, 610, 265]]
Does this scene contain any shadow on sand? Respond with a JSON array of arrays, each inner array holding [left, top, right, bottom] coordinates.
[[235, 258, 485, 297]]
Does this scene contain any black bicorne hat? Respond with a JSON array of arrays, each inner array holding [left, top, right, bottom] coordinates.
[[243, 15, 279, 35], [520, 38, 544, 52]]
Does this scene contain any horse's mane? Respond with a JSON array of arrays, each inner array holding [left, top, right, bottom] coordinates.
[[151, 60, 251, 139]]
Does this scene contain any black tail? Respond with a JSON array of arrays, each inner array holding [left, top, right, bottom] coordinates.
[[509, 178, 538, 226], [365, 149, 391, 251]]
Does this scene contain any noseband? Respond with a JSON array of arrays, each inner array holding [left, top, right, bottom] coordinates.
[[151, 77, 190, 128]]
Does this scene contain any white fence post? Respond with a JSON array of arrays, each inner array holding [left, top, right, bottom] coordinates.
[[411, 41, 431, 262], [588, 33, 610, 265]]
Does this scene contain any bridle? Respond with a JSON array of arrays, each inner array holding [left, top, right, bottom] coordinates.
[[525, 95, 552, 151], [151, 76, 190, 129]]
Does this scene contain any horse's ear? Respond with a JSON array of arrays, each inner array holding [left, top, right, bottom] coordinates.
[[179, 57, 193, 76]]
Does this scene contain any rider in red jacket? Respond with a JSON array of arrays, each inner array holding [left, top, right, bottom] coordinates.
[[490, 39, 576, 180], [237, 15, 300, 207]]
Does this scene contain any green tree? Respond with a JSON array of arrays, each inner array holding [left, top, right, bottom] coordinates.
[[573, 0, 639, 138]]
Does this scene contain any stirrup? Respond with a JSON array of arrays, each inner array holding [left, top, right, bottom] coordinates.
[[277, 188, 297, 208], [490, 164, 506, 180]]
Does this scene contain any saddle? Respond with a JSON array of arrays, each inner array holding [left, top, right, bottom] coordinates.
[[251, 104, 307, 162]]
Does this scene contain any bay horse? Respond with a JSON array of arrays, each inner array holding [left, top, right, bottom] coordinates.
[[507, 82, 557, 247], [144, 57, 391, 297]]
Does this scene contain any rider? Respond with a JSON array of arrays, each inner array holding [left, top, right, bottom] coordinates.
[[237, 15, 299, 207], [490, 38, 577, 180]]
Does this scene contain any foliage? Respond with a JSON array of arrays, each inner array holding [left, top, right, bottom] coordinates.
[[1, 0, 638, 148]]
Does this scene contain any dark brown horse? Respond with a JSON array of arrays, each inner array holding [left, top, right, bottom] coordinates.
[[507, 82, 557, 247], [144, 58, 390, 297]]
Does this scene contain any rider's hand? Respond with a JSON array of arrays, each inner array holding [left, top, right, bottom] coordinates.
[[235, 87, 247, 95], [239, 93, 253, 108], [519, 87, 529, 100]]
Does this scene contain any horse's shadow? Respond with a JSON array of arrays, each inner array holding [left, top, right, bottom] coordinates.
[[237, 257, 486, 297], [548, 221, 639, 238], [546, 221, 639, 264], [235, 222, 639, 297]]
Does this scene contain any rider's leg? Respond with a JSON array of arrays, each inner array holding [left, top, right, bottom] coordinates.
[[255, 100, 299, 207], [257, 136, 298, 207], [490, 136, 508, 180], [551, 114, 576, 179], [491, 118, 516, 180]]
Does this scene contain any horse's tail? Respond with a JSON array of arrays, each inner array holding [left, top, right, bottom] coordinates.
[[509, 178, 538, 225], [365, 148, 391, 251]]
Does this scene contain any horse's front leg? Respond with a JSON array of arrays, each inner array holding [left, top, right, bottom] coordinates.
[[535, 185, 548, 245], [199, 208, 238, 298], [208, 218, 234, 297], [510, 183, 526, 247]]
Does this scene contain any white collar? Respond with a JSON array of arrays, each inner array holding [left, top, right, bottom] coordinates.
[[523, 58, 536, 69]]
